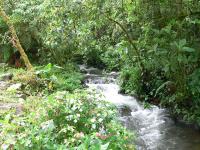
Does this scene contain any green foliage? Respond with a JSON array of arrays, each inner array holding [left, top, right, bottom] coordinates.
[[119, 66, 141, 95], [101, 51, 119, 71], [0, 0, 135, 68], [105, 0, 200, 125], [188, 68, 200, 99], [0, 90, 133, 149], [1, 0, 200, 127], [33, 63, 83, 93]]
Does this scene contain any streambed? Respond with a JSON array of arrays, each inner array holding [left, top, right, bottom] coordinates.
[[81, 65, 200, 150]]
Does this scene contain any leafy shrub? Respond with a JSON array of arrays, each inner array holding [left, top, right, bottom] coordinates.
[[101, 46, 122, 71], [188, 68, 200, 100], [15, 63, 83, 93], [36, 63, 83, 92], [0, 90, 134, 149], [119, 66, 141, 96]]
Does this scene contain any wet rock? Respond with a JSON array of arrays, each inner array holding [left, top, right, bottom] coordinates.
[[0, 73, 13, 81], [87, 68, 102, 74], [80, 68, 88, 74], [118, 88, 126, 94], [84, 74, 103, 84], [81, 78, 89, 88], [7, 83, 22, 91], [118, 105, 132, 117], [105, 77, 116, 83], [109, 72, 119, 79], [81, 69, 87, 74], [0, 81, 10, 90], [79, 64, 88, 73]]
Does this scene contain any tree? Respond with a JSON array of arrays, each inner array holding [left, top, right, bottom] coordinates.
[[0, 4, 33, 70]]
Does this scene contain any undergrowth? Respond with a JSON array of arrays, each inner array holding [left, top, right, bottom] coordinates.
[[0, 90, 134, 149], [0, 64, 134, 150]]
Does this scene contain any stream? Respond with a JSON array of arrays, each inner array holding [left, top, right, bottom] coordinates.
[[80, 65, 200, 150]]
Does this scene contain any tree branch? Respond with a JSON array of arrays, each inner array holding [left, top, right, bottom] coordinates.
[[106, 16, 144, 70]]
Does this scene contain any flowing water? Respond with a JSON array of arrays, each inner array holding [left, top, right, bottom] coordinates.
[[80, 65, 200, 150]]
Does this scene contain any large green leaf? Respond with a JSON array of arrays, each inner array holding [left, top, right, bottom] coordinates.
[[182, 47, 195, 53], [179, 39, 186, 47]]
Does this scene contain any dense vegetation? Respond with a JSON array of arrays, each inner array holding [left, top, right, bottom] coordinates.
[[1, 88, 131, 149], [0, 0, 200, 149], [0, 64, 133, 149]]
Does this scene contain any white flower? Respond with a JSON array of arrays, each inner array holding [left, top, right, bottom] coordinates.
[[91, 118, 96, 123], [74, 132, 84, 139], [2, 144, 9, 150], [92, 124, 96, 129], [98, 118, 103, 122]]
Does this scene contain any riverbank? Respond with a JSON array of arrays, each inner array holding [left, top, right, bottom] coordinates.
[[119, 65, 200, 133], [0, 64, 134, 149], [81, 65, 200, 149]]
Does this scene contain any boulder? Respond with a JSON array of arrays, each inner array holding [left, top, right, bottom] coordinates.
[[7, 83, 22, 91], [88, 67, 102, 74], [0, 73, 13, 81], [118, 105, 132, 117]]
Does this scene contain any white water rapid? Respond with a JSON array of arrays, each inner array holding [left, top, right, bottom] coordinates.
[[80, 65, 200, 150]]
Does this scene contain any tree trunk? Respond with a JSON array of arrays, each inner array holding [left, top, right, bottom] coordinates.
[[0, 7, 33, 70], [176, 0, 183, 16]]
